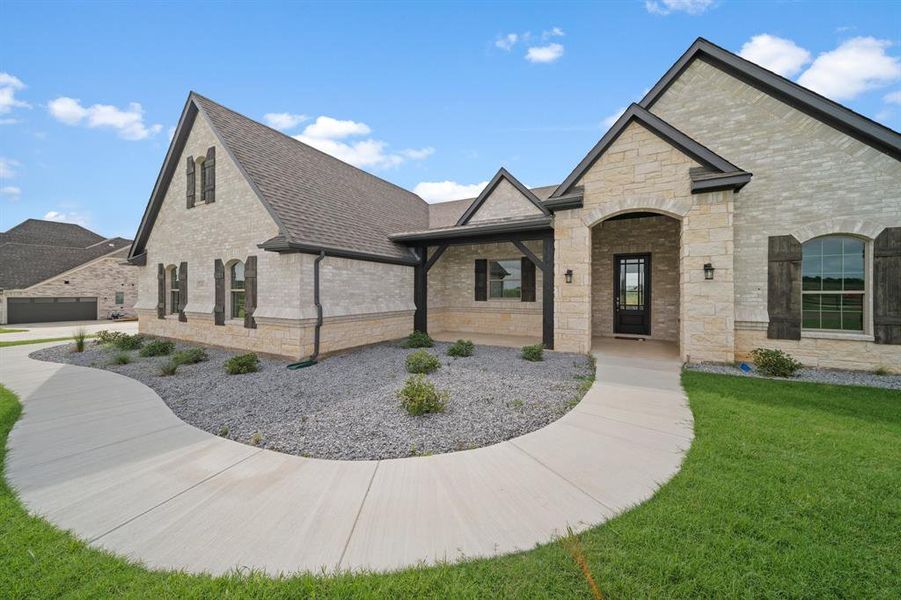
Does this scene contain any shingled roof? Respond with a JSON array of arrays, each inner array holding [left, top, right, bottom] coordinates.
[[131, 93, 429, 264], [0, 220, 131, 289]]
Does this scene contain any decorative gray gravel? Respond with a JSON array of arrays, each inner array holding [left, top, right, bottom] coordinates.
[[686, 361, 901, 390], [32, 340, 593, 460]]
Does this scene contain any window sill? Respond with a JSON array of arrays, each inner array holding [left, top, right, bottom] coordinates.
[[801, 330, 874, 342]]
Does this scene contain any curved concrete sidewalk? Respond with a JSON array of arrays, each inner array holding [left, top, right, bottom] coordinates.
[[1, 339, 692, 576]]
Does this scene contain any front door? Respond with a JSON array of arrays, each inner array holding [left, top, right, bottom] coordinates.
[[613, 254, 651, 336]]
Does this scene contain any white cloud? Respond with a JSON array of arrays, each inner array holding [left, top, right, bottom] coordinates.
[[0, 72, 30, 116], [542, 27, 565, 40], [0, 157, 20, 179], [883, 90, 901, 104], [526, 43, 564, 64], [645, 0, 714, 15], [739, 34, 812, 77], [263, 112, 309, 131], [48, 97, 162, 140], [43, 210, 90, 226], [496, 33, 519, 51], [1, 185, 21, 198], [797, 37, 901, 101], [601, 106, 627, 129], [167, 125, 176, 141], [301, 116, 371, 139], [413, 180, 489, 203], [400, 147, 435, 160]]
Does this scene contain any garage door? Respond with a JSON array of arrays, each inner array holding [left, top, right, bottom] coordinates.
[[7, 297, 98, 324]]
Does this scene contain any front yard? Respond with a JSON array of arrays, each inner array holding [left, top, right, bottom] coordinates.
[[1, 372, 898, 598]]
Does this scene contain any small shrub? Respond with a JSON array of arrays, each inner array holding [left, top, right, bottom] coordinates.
[[402, 330, 433, 348], [874, 366, 890, 376], [218, 425, 229, 437], [750, 348, 802, 378], [140, 340, 175, 357], [158, 360, 179, 376], [447, 339, 475, 358], [398, 374, 448, 416], [250, 432, 263, 446], [96, 330, 127, 346], [405, 349, 441, 374], [173, 347, 208, 365], [521, 343, 544, 362], [225, 353, 259, 375], [72, 328, 87, 353], [110, 352, 132, 365], [113, 333, 145, 351]]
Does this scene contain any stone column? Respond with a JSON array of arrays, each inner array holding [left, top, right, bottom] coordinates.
[[553, 210, 592, 353]]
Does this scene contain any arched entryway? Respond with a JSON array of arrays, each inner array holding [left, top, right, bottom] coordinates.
[[589, 210, 682, 356]]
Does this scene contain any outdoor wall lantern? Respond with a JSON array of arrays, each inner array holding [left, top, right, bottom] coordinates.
[[565, 269, 573, 284], [704, 263, 715, 280]]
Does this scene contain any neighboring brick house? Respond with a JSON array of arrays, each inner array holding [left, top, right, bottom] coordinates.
[[129, 38, 901, 371], [0, 219, 136, 324]]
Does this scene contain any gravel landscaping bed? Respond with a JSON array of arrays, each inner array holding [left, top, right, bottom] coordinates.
[[686, 361, 901, 390], [32, 339, 593, 460]]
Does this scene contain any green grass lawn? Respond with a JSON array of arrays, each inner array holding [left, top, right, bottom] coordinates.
[[0, 373, 898, 598], [0, 327, 28, 334], [0, 335, 97, 348]]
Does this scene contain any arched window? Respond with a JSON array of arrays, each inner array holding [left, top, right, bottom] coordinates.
[[229, 261, 245, 319], [802, 235, 865, 332], [167, 265, 180, 315]]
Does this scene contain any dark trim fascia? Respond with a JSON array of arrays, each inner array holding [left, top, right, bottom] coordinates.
[[127, 252, 147, 266], [393, 228, 553, 248], [691, 172, 753, 193], [258, 238, 419, 266], [550, 104, 747, 197], [543, 192, 583, 211], [639, 38, 901, 161], [456, 167, 551, 226], [390, 217, 553, 244], [511, 239, 549, 273]]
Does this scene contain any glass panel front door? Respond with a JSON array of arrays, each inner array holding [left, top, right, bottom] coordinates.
[[614, 254, 651, 335]]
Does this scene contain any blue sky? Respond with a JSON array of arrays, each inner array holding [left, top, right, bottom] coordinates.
[[2, 0, 900, 238]]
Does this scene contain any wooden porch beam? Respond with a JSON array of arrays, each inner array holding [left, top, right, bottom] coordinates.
[[425, 244, 448, 272], [512, 240, 549, 274]]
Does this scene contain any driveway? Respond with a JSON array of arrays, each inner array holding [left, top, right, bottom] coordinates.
[[1, 338, 692, 576], [1, 320, 138, 342]]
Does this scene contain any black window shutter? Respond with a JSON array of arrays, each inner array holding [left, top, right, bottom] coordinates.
[[521, 257, 536, 302], [204, 146, 216, 203], [186, 156, 195, 208], [474, 259, 487, 301], [214, 259, 225, 326], [767, 235, 802, 340], [157, 263, 166, 319], [178, 262, 188, 322], [874, 227, 901, 345], [244, 255, 257, 329]]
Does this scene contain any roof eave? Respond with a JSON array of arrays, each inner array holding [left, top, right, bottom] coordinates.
[[390, 216, 554, 244], [258, 237, 419, 266], [690, 172, 753, 193]]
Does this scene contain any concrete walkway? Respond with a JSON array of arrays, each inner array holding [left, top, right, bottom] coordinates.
[[1, 338, 692, 576], [1, 320, 138, 342]]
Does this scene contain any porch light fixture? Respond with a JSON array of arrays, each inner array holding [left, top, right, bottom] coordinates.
[[703, 263, 715, 280], [565, 269, 573, 284]]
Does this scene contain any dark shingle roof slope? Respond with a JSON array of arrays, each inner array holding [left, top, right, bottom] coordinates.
[[192, 94, 428, 262], [0, 222, 131, 289]]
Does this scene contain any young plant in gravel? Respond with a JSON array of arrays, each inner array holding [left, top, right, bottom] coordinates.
[[398, 374, 447, 416], [113, 333, 145, 351], [402, 330, 433, 348], [140, 340, 175, 357], [218, 425, 229, 437], [750, 348, 802, 378], [173, 347, 208, 365], [405, 350, 440, 374], [521, 343, 544, 362], [96, 330, 127, 347], [225, 353, 259, 375], [250, 432, 263, 446], [446, 339, 474, 358], [158, 360, 179, 376], [72, 328, 88, 353], [110, 352, 132, 366], [874, 366, 890, 376]]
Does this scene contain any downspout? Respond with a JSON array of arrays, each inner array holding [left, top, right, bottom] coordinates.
[[288, 250, 326, 369]]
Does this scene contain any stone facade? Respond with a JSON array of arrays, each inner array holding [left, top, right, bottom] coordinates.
[[137, 111, 414, 359], [427, 241, 543, 337], [591, 215, 680, 341], [1, 248, 137, 323], [554, 121, 736, 362], [468, 178, 544, 224], [648, 58, 901, 370]]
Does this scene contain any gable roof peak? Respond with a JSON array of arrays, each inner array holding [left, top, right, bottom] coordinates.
[[456, 167, 551, 226]]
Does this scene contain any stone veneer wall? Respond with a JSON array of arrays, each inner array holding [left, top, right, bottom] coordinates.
[[468, 178, 544, 224], [649, 58, 901, 370], [591, 215, 680, 341], [1, 248, 138, 323], [136, 110, 414, 359], [554, 121, 736, 363], [427, 241, 543, 337]]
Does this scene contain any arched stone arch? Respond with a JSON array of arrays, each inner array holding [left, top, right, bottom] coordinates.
[[581, 196, 692, 227], [792, 217, 884, 243]]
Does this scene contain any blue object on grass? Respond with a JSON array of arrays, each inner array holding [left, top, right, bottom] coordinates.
[[739, 362, 752, 374]]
